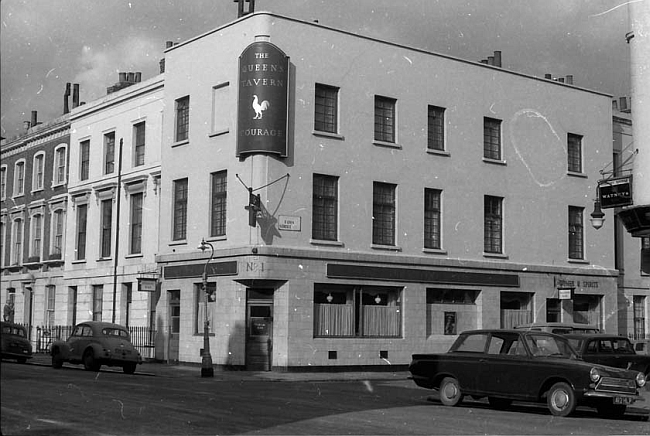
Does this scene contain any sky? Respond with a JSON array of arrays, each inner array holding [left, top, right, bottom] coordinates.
[[0, 0, 634, 140]]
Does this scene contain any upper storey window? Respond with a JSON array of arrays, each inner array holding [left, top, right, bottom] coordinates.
[[175, 96, 190, 143], [568, 133, 583, 173], [374, 96, 396, 144], [314, 84, 338, 134]]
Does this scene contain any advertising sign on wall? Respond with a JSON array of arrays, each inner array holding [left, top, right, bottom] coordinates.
[[237, 41, 289, 157], [599, 176, 633, 209]]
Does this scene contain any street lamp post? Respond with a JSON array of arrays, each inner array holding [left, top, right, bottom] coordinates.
[[198, 238, 215, 377]]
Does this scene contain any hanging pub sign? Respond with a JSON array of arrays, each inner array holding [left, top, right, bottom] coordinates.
[[599, 176, 633, 209], [137, 277, 157, 292], [237, 41, 289, 157]]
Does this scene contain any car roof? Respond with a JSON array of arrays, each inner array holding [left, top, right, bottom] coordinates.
[[515, 322, 599, 329], [76, 321, 128, 330], [564, 334, 628, 340]]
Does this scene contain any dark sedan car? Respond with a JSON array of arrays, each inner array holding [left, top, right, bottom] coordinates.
[[565, 334, 650, 377], [410, 329, 646, 417], [50, 321, 142, 374], [1, 321, 33, 363]]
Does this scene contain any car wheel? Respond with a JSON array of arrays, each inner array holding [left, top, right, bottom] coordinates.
[[488, 397, 513, 409], [547, 382, 576, 417], [123, 363, 137, 375], [51, 351, 64, 369], [439, 377, 463, 406], [597, 403, 626, 418], [83, 350, 100, 372]]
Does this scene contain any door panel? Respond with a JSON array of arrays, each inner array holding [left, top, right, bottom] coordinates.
[[168, 291, 180, 362]]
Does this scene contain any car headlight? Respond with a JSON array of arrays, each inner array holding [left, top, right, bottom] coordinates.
[[636, 372, 646, 388], [590, 367, 601, 382]]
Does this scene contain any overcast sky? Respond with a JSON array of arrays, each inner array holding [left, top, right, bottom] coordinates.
[[1, 0, 633, 140]]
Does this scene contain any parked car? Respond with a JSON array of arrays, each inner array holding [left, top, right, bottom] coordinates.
[[565, 334, 650, 376], [409, 329, 646, 417], [515, 322, 601, 335], [1, 321, 33, 363], [50, 321, 142, 374]]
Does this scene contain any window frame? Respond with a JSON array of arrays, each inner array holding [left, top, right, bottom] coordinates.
[[50, 208, 65, 259], [424, 188, 442, 250], [568, 206, 584, 260], [484, 195, 504, 254], [175, 96, 190, 143], [210, 171, 227, 238], [14, 159, 26, 197], [427, 105, 446, 152], [0, 165, 7, 200], [100, 198, 113, 258], [567, 133, 583, 174], [92, 285, 103, 321], [483, 117, 502, 161], [374, 95, 397, 144], [133, 121, 146, 167], [172, 178, 188, 241], [53, 144, 67, 186], [75, 203, 88, 261], [45, 285, 56, 326], [314, 83, 339, 134], [312, 174, 339, 241], [103, 132, 116, 175], [11, 218, 24, 265], [30, 213, 43, 261], [79, 139, 90, 181], [32, 152, 45, 192], [372, 182, 397, 246], [130, 192, 143, 254]]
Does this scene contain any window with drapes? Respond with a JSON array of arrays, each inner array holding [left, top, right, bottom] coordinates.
[[500, 291, 533, 329], [313, 285, 401, 338]]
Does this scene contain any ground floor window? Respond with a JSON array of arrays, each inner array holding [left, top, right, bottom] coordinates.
[[573, 294, 602, 329], [633, 296, 646, 340], [426, 288, 479, 335], [500, 291, 533, 329], [546, 298, 561, 322], [313, 284, 401, 338]]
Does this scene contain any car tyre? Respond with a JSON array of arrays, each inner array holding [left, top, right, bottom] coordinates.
[[51, 351, 63, 369], [488, 397, 513, 409], [439, 377, 463, 406], [123, 363, 137, 375], [83, 350, 100, 372], [547, 382, 576, 417]]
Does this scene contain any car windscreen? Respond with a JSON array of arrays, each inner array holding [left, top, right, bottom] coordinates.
[[525, 334, 575, 358]]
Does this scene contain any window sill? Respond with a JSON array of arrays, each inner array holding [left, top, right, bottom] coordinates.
[[568, 258, 589, 264], [125, 253, 143, 259], [310, 239, 344, 247], [373, 140, 401, 149], [371, 244, 402, 252], [482, 157, 507, 166], [206, 236, 227, 243], [169, 240, 187, 247], [172, 139, 190, 148], [12, 194, 25, 200], [51, 182, 66, 188], [312, 131, 345, 141], [423, 248, 448, 255], [483, 252, 509, 260], [209, 128, 229, 138], [567, 171, 587, 179], [96, 257, 112, 262], [426, 149, 450, 157], [71, 260, 87, 265], [31, 188, 44, 194]]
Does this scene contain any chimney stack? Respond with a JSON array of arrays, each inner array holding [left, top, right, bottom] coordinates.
[[566, 75, 573, 85], [73, 83, 80, 108], [64, 82, 71, 114], [31, 111, 38, 127]]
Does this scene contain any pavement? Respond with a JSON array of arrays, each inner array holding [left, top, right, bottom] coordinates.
[[25, 353, 411, 382]]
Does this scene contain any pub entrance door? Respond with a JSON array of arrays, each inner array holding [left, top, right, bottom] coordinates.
[[246, 288, 273, 371]]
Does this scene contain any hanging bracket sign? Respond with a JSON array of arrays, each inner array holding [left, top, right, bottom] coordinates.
[[599, 176, 633, 209], [237, 41, 289, 157]]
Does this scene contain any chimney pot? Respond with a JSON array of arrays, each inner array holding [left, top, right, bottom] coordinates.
[[487, 56, 494, 65], [159, 58, 166, 74], [566, 75, 573, 85], [620, 96, 628, 111], [31, 111, 37, 127], [127, 72, 135, 82], [165, 40, 174, 48], [545, 73, 552, 79], [493, 51, 502, 67], [558, 77, 565, 83], [612, 99, 619, 111], [135, 72, 142, 82], [23, 121, 31, 132], [480, 59, 488, 64], [119, 72, 127, 82]]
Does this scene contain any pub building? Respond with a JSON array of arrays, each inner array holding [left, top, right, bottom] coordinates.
[[154, 11, 617, 371]]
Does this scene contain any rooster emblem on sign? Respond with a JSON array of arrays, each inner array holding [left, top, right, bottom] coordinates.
[[252, 95, 270, 119]]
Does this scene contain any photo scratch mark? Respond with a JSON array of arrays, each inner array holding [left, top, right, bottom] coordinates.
[[589, 1, 642, 17]]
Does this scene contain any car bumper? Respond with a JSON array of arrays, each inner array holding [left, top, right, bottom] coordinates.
[[583, 391, 644, 404]]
